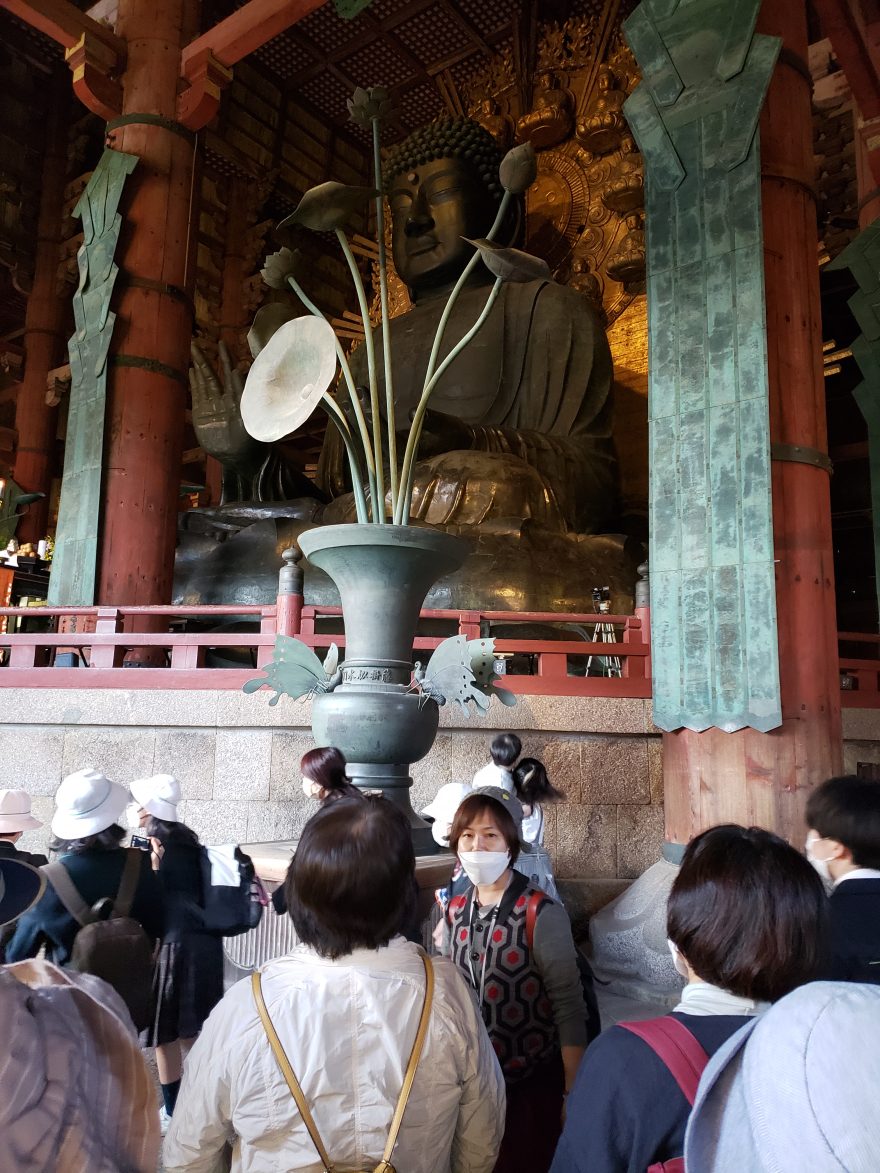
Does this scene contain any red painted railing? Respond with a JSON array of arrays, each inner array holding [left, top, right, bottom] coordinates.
[[0, 599, 652, 697], [0, 600, 874, 706]]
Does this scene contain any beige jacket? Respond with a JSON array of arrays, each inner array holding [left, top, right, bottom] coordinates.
[[164, 937, 506, 1173]]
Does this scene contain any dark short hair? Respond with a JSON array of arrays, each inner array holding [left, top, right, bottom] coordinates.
[[383, 116, 503, 199], [286, 796, 417, 959], [301, 746, 362, 802], [448, 794, 520, 864], [145, 816, 199, 848], [667, 824, 827, 1002], [514, 757, 565, 805], [490, 733, 522, 768], [50, 823, 126, 855], [806, 775, 880, 868]]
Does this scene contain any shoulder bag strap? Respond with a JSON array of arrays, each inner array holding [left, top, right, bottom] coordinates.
[[42, 861, 93, 928], [113, 849, 143, 918], [252, 969, 336, 1171], [252, 948, 435, 1173], [377, 947, 434, 1170], [620, 1017, 710, 1106]]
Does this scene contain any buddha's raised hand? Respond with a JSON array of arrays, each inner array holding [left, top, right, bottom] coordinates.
[[189, 341, 265, 471]]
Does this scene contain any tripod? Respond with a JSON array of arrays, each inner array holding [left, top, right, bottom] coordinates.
[[586, 618, 621, 678]]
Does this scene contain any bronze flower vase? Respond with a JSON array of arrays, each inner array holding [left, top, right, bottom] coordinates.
[[298, 523, 466, 854]]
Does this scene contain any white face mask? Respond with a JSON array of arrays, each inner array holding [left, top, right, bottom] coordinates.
[[805, 833, 834, 885], [124, 803, 142, 830], [458, 850, 510, 887], [302, 778, 323, 801], [667, 938, 690, 979]]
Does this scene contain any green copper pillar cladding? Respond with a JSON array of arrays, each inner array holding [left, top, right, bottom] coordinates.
[[623, 0, 782, 733], [48, 148, 138, 607], [828, 223, 880, 621]]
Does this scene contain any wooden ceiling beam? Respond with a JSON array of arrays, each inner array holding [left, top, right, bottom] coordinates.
[[438, 0, 492, 58], [813, 0, 880, 117], [181, 0, 331, 72], [0, 0, 123, 57]]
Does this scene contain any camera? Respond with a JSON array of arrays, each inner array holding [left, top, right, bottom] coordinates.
[[592, 586, 611, 614], [130, 833, 151, 851]]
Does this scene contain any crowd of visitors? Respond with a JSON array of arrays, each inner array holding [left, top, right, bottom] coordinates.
[[0, 744, 878, 1172]]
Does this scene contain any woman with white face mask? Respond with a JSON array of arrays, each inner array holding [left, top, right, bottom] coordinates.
[[446, 787, 587, 1173]]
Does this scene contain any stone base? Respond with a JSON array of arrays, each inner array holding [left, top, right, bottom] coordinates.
[[588, 858, 683, 1005]]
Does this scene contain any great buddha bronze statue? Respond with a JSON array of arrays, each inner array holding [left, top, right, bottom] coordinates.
[[176, 118, 638, 614]]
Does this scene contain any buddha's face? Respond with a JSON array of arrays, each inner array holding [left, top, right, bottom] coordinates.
[[390, 156, 499, 296]]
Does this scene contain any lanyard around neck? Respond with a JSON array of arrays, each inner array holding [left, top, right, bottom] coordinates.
[[467, 894, 501, 1009]]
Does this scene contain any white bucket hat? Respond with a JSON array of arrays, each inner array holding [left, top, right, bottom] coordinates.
[[686, 981, 880, 1172], [129, 774, 181, 822], [0, 789, 42, 833], [421, 781, 473, 824], [51, 769, 129, 841]]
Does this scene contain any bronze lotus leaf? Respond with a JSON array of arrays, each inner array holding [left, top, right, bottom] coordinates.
[[498, 141, 538, 195], [277, 182, 380, 233], [240, 316, 338, 442], [464, 238, 552, 283], [347, 85, 393, 126], [247, 302, 299, 359], [260, 246, 301, 291]]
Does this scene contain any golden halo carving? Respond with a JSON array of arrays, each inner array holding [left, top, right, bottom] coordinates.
[[524, 149, 590, 273]]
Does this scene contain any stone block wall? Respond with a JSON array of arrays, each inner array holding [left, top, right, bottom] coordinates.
[[6, 689, 878, 930], [2, 688, 662, 919]]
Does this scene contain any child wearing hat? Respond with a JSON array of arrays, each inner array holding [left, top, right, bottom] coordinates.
[[130, 773, 224, 1130], [0, 789, 47, 869], [5, 768, 164, 966]]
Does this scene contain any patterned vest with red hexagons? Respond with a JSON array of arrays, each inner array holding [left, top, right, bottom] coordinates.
[[449, 871, 557, 1083]]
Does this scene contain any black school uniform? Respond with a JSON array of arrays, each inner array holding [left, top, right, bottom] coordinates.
[[0, 839, 48, 957], [827, 876, 880, 983], [549, 1013, 750, 1173]]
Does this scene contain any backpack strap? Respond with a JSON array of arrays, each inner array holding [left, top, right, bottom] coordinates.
[[42, 861, 93, 928], [252, 948, 434, 1173], [620, 1017, 710, 1106], [525, 889, 547, 950], [113, 848, 143, 919]]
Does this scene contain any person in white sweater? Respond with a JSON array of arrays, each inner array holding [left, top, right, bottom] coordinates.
[[472, 733, 521, 790], [164, 795, 506, 1173]]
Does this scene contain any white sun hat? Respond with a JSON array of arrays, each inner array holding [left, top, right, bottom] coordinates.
[[0, 789, 42, 834], [51, 769, 129, 841], [421, 781, 474, 825], [129, 774, 181, 823]]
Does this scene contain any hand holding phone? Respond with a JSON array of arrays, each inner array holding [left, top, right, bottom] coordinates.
[[130, 833, 151, 850]]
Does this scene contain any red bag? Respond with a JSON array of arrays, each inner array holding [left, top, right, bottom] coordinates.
[[619, 1017, 709, 1173]]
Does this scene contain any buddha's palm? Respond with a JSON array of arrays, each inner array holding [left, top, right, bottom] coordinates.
[[190, 341, 265, 470]]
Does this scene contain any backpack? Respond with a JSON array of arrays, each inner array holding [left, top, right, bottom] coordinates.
[[525, 889, 602, 1044], [252, 948, 434, 1173], [43, 849, 155, 1031], [619, 1017, 710, 1173], [197, 844, 266, 937]]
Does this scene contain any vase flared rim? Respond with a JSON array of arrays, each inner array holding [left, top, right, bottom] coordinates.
[[298, 522, 466, 561]]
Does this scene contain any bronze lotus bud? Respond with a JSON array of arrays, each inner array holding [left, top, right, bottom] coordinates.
[[499, 142, 538, 195], [277, 182, 380, 233], [347, 85, 393, 126], [260, 246, 301, 291], [464, 238, 551, 283]]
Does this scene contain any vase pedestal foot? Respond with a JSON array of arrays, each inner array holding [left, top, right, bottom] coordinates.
[[347, 761, 437, 855]]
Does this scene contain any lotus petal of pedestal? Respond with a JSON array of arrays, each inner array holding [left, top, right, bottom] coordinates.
[[241, 316, 338, 442]]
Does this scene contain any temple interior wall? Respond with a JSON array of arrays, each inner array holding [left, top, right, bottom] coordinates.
[[6, 693, 880, 927]]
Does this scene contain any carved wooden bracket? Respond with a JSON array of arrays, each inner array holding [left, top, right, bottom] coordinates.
[[178, 48, 233, 131], [65, 33, 123, 122]]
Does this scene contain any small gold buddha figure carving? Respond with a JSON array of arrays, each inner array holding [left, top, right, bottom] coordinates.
[[577, 66, 627, 155], [606, 212, 646, 286], [474, 95, 514, 152], [601, 135, 645, 216], [568, 254, 606, 323], [516, 72, 574, 151]]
